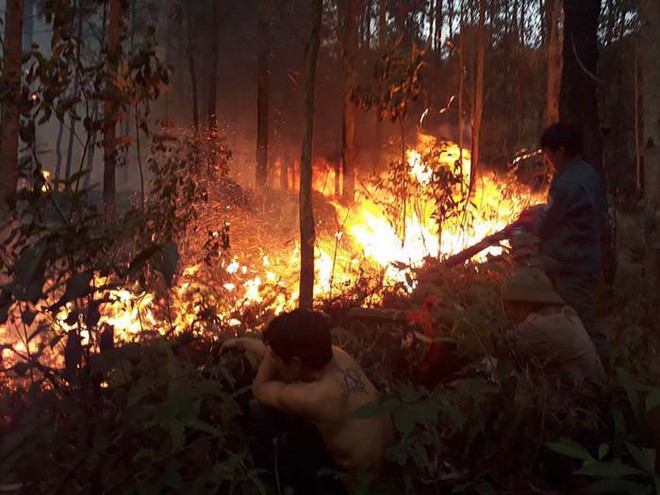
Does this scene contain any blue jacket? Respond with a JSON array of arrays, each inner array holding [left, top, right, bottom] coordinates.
[[539, 158, 603, 273]]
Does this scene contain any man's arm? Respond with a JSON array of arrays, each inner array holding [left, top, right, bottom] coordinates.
[[252, 354, 322, 419], [538, 183, 571, 240]]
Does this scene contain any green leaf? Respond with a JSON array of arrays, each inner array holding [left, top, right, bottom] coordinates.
[[61, 271, 94, 304], [646, 389, 660, 413], [351, 397, 399, 419], [185, 419, 220, 436], [393, 406, 417, 436], [474, 480, 495, 495], [546, 439, 594, 461], [625, 442, 656, 475], [583, 478, 653, 494], [21, 309, 37, 326], [598, 443, 610, 461], [575, 460, 645, 478], [616, 368, 653, 393]]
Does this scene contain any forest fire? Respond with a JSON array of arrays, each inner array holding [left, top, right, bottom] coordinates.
[[0, 135, 545, 368], [125, 136, 539, 332]]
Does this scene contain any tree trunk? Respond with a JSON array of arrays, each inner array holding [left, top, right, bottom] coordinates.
[[299, 0, 322, 309], [561, 0, 617, 286], [280, 158, 289, 190], [208, 0, 220, 137], [23, 0, 33, 50], [635, 36, 641, 192], [256, 0, 270, 188], [55, 121, 64, 181], [185, 1, 199, 135], [470, 0, 486, 189], [0, 0, 24, 207], [560, 0, 601, 169], [434, 0, 443, 101], [640, 0, 660, 327], [457, 0, 464, 165], [374, 0, 386, 168], [65, 1, 84, 184], [103, 0, 123, 220], [340, 0, 359, 204], [545, 0, 562, 125]]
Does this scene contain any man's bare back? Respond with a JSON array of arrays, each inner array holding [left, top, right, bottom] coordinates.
[[306, 347, 395, 470], [222, 310, 394, 476]]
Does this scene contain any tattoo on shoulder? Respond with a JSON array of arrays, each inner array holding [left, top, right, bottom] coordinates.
[[339, 367, 368, 397]]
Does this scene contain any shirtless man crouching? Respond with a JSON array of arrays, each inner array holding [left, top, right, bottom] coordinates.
[[221, 309, 394, 494]]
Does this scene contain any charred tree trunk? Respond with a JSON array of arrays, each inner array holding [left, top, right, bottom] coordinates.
[[640, 0, 660, 327], [299, 0, 322, 309], [340, 0, 359, 204], [208, 0, 220, 137], [470, 0, 486, 189], [256, 0, 270, 188], [545, 0, 562, 125], [561, 0, 617, 287], [0, 0, 24, 207], [103, 0, 123, 220], [186, 1, 200, 134]]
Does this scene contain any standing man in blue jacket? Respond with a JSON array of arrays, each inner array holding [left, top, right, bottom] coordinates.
[[530, 123, 606, 358]]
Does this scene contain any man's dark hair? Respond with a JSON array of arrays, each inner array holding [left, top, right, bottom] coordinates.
[[263, 309, 332, 369], [540, 123, 583, 157]]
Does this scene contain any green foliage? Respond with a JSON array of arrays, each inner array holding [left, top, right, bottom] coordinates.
[[0, 340, 263, 494]]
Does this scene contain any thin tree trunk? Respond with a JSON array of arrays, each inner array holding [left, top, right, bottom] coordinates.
[[256, 0, 270, 188], [545, 0, 562, 125], [640, 0, 660, 327], [299, 0, 323, 309], [0, 0, 24, 206], [55, 121, 64, 181], [434, 0, 443, 95], [84, 105, 98, 189], [84, 3, 108, 190], [458, 0, 464, 165], [340, 0, 359, 204], [103, 0, 123, 219], [516, 0, 525, 146], [280, 158, 289, 190], [186, 0, 199, 135], [23, 0, 33, 50], [208, 0, 220, 136], [470, 0, 486, 190], [65, 0, 84, 184], [635, 36, 641, 192], [374, 0, 386, 168]]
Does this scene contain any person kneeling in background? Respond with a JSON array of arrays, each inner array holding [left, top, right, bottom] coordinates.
[[501, 269, 605, 385], [222, 309, 394, 494]]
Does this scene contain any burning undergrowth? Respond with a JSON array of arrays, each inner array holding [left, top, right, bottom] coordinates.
[[0, 132, 545, 386]]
